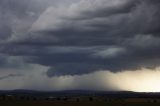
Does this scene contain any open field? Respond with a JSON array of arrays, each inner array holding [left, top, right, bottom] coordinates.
[[1, 96, 160, 106], [1, 101, 160, 106], [1, 90, 160, 106]]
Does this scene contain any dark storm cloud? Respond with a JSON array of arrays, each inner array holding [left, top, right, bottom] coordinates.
[[0, 0, 65, 42], [0, 74, 23, 80], [0, 0, 160, 76]]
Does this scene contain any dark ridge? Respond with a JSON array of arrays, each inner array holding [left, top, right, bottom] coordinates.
[[0, 90, 160, 98]]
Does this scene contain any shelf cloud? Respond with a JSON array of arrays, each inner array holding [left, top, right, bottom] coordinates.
[[0, 0, 160, 90]]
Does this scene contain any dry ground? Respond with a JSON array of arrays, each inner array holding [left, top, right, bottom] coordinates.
[[1, 97, 160, 106]]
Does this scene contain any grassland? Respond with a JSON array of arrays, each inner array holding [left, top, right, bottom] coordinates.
[[1, 96, 160, 106]]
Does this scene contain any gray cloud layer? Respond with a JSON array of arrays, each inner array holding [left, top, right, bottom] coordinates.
[[0, 0, 160, 77], [0, 74, 23, 80]]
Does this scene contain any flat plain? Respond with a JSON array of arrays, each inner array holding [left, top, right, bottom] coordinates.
[[1, 96, 160, 106]]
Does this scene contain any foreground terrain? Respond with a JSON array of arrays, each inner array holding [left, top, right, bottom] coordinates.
[[1, 96, 160, 106], [1, 90, 160, 106]]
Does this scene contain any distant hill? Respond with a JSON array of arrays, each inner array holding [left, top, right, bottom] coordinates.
[[0, 90, 160, 98]]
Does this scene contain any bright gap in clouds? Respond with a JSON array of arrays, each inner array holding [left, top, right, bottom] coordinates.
[[105, 68, 160, 92], [1, 65, 160, 92]]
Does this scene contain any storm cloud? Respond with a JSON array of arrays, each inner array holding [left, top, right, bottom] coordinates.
[[0, 0, 160, 78], [0, 74, 23, 80]]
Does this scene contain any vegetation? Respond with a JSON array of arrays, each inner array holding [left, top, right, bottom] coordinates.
[[1, 95, 160, 106]]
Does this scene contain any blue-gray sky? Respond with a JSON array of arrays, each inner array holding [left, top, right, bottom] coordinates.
[[0, 0, 160, 91]]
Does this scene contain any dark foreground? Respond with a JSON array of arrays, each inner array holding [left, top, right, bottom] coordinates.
[[1, 97, 160, 106], [1, 90, 160, 106], [0, 101, 160, 106]]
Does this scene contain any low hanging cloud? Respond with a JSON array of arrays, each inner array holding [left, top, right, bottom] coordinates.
[[0, 74, 23, 80], [0, 0, 160, 78], [1, 67, 160, 92]]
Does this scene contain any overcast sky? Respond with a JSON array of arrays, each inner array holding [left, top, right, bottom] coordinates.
[[0, 0, 160, 92]]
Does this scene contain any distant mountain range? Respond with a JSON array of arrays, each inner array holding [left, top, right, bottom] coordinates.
[[0, 90, 160, 98]]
